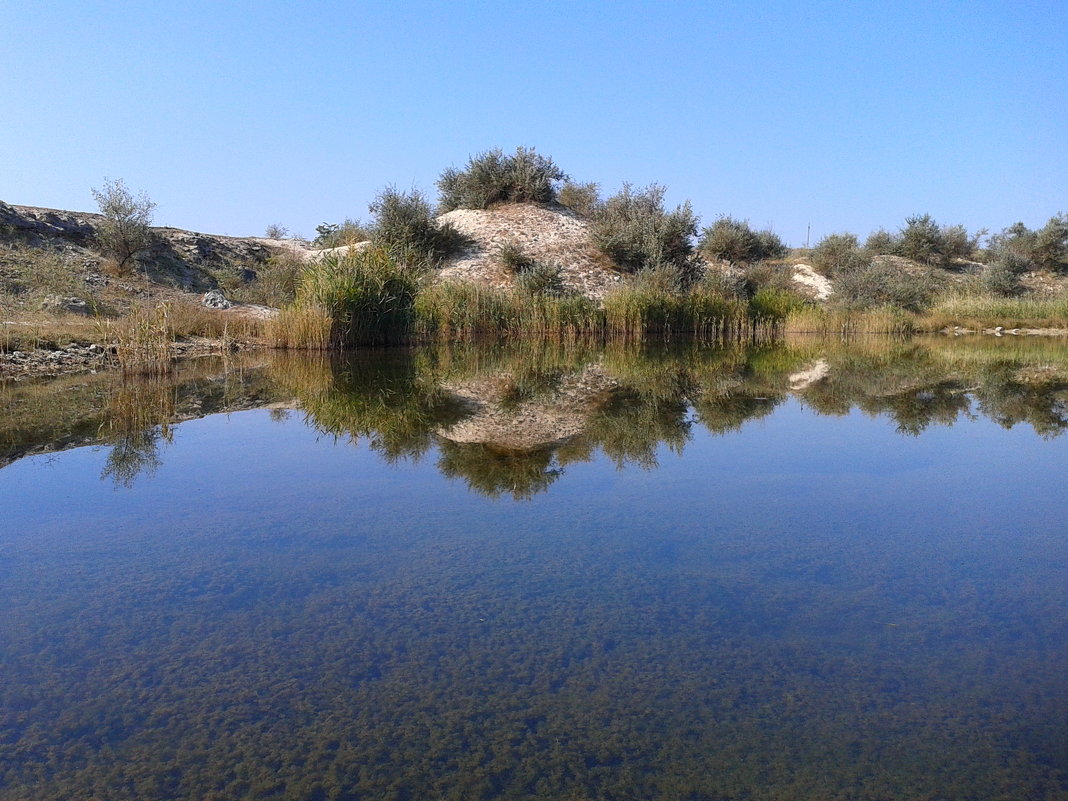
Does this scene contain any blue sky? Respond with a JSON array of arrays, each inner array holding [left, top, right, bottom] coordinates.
[[2, 0, 1065, 245]]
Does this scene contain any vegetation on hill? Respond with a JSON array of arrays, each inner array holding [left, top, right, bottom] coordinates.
[[3, 148, 1068, 367], [437, 147, 567, 211]]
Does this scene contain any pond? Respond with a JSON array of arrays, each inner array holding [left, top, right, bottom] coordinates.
[[1, 338, 1066, 800]]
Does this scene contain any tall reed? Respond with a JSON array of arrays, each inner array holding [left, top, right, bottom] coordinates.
[[917, 291, 1068, 331], [269, 246, 421, 348], [784, 306, 916, 336]]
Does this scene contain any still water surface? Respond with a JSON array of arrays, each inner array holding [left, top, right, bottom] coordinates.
[[1, 339, 1066, 800]]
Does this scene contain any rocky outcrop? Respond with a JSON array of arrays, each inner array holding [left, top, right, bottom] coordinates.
[[2, 201, 312, 292]]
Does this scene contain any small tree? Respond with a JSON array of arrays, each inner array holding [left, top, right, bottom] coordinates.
[[369, 187, 464, 266], [91, 178, 156, 273]]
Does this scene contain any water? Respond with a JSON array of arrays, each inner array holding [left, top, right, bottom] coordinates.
[[1, 339, 1066, 800]]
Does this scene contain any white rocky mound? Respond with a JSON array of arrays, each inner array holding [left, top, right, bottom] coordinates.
[[436, 204, 623, 300], [791, 263, 833, 301]]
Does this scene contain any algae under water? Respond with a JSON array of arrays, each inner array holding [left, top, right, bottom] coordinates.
[[1, 339, 1066, 800]]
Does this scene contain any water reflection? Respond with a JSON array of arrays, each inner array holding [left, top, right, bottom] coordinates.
[[3, 337, 1068, 493], [2, 339, 1067, 801]]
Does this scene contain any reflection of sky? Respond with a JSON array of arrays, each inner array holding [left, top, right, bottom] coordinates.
[[2, 396, 1066, 799]]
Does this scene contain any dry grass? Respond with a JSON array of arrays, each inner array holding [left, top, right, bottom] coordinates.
[[264, 305, 333, 350], [917, 291, 1068, 331], [785, 306, 916, 336]]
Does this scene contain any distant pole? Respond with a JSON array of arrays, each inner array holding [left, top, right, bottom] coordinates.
[[806, 224, 810, 249]]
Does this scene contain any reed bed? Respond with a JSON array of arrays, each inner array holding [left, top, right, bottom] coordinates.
[[916, 292, 1068, 331], [104, 304, 175, 374], [267, 247, 420, 349], [785, 306, 916, 336]]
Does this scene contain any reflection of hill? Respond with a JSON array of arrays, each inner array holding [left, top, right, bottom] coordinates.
[[437, 364, 618, 451], [6, 337, 1068, 494]]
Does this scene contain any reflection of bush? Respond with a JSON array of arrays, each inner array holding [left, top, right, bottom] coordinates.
[[437, 442, 563, 500]]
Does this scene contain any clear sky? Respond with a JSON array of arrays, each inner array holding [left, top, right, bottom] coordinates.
[[2, 0, 1065, 245]]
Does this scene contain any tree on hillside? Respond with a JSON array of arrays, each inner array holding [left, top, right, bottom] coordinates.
[[91, 178, 156, 273]]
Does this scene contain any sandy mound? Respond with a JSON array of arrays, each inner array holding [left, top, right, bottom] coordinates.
[[436, 204, 622, 300], [792, 264, 833, 301]]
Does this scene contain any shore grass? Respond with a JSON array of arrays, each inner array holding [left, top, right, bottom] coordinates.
[[785, 306, 916, 336], [916, 291, 1068, 331]]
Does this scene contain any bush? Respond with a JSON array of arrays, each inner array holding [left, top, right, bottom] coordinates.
[[557, 181, 600, 217], [811, 233, 863, 275], [437, 147, 567, 211], [368, 187, 465, 266], [698, 216, 785, 265], [591, 183, 697, 277], [90, 178, 156, 273], [741, 262, 802, 296], [833, 260, 942, 312], [694, 268, 747, 300], [1033, 214, 1068, 271], [516, 262, 566, 297], [496, 241, 567, 297], [895, 214, 979, 267], [897, 214, 944, 265], [231, 249, 305, 307], [313, 219, 370, 248], [497, 240, 537, 274], [290, 246, 420, 347], [863, 228, 899, 257], [264, 223, 289, 239], [699, 216, 756, 265], [980, 257, 1026, 297], [754, 229, 788, 261], [941, 223, 981, 262]]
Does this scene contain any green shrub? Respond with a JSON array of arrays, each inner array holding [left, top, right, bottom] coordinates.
[[695, 267, 747, 299], [749, 287, 809, 320], [591, 183, 697, 277], [313, 219, 370, 249], [368, 187, 465, 266], [516, 262, 566, 297], [437, 147, 567, 211], [941, 223, 980, 262], [895, 214, 979, 267], [980, 259, 1025, 297], [231, 249, 305, 306], [497, 241, 567, 297], [698, 216, 785, 265], [699, 216, 756, 265], [834, 260, 942, 312], [497, 240, 537, 274], [1033, 214, 1068, 271], [557, 181, 600, 217], [897, 214, 944, 265], [996, 214, 1068, 272], [740, 262, 799, 296], [754, 229, 788, 260], [863, 228, 899, 257], [811, 233, 862, 275]]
